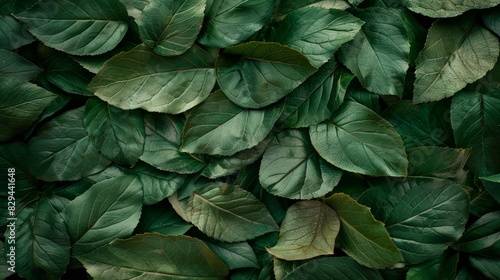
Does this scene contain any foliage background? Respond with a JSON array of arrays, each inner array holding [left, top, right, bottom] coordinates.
[[1, 0, 500, 279]]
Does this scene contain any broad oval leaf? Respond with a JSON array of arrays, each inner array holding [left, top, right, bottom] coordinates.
[[84, 98, 145, 166], [198, 0, 274, 48], [77, 233, 229, 279], [310, 101, 408, 177], [339, 8, 410, 97], [15, 0, 129, 55], [62, 175, 143, 256], [88, 45, 216, 114], [453, 211, 500, 257], [139, 0, 205, 56], [413, 14, 499, 103], [358, 178, 469, 265], [259, 129, 343, 200], [0, 15, 36, 50], [187, 182, 279, 242], [267, 201, 340, 260], [216, 41, 317, 109], [400, 0, 500, 18], [0, 76, 57, 141], [0, 49, 42, 81], [325, 193, 403, 269], [181, 90, 282, 156], [28, 107, 111, 181], [270, 7, 362, 68]]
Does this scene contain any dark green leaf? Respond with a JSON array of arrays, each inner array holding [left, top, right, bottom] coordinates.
[[135, 201, 192, 235], [469, 256, 500, 280], [407, 146, 470, 180], [273, 258, 304, 280], [62, 175, 143, 256], [181, 90, 282, 156], [406, 252, 459, 280], [168, 175, 211, 222], [259, 129, 342, 199], [413, 14, 499, 103], [0, 241, 14, 279], [325, 193, 403, 269], [0, 142, 36, 198], [455, 266, 489, 280], [400, 0, 499, 18], [310, 101, 408, 177], [203, 241, 260, 270], [346, 82, 381, 114], [216, 41, 317, 109], [78, 233, 228, 279], [453, 211, 500, 257], [0, 49, 42, 81], [483, 6, 500, 37], [0, 15, 36, 50], [187, 182, 279, 242], [481, 175, 500, 204], [274, 0, 350, 18], [16, 0, 129, 55], [139, 0, 205, 56]]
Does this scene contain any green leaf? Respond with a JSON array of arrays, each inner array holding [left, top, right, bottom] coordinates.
[[0, 49, 42, 81], [274, 0, 351, 18], [15, 0, 129, 55], [78, 233, 229, 279], [400, 0, 499, 18], [84, 98, 145, 166], [273, 258, 304, 280], [135, 201, 192, 235], [282, 257, 384, 280], [469, 256, 500, 280], [259, 129, 342, 200], [168, 175, 212, 222], [269, 6, 363, 68], [358, 178, 469, 264], [325, 193, 403, 269], [382, 100, 454, 149], [310, 101, 408, 177], [0, 241, 14, 279], [62, 175, 143, 256], [483, 6, 500, 37], [0, 142, 37, 198], [451, 88, 500, 176], [413, 14, 499, 103], [0, 76, 57, 142], [203, 240, 260, 270], [0, 15, 36, 50], [187, 182, 279, 242], [279, 59, 354, 128], [453, 211, 500, 258], [267, 201, 340, 260], [216, 41, 317, 109], [406, 252, 459, 280], [181, 90, 282, 156], [120, 0, 151, 19], [407, 146, 470, 180], [481, 175, 500, 204], [140, 112, 207, 174], [139, 0, 205, 56], [89, 44, 216, 114], [28, 107, 110, 181], [16, 198, 71, 280], [339, 8, 410, 97], [198, 0, 274, 48]]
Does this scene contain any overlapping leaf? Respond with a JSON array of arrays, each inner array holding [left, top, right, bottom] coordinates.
[[274, 0, 351, 18], [400, 0, 499, 18], [135, 202, 192, 235], [481, 175, 500, 204], [407, 146, 470, 180], [0, 49, 41, 81], [0, 15, 36, 50], [203, 240, 260, 270], [406, 252, 459, 280], [453, 211, 500, 257]]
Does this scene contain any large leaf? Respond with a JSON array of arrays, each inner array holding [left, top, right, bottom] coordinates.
[[282, 257, 384, 280], [325, 193, 403, 269], [469, 256, 500, 280], [15, 0, 129, 55], [0, 76, 57, 142], [451, 88, 500, 176], [187, 182, 279, 242], [203, 240, 260, 270], [358, 178, 469, 264], [0, 15, 36, 50], [181, 90, 282, 156], [453, 211, 500, 257], [481, 175, 500, 204], [338, 8, 410, 96], [0, 49, 42, 81], [406, 252, 459, 280], [16, 199, 71, 280], [89, 45, 216, 114], [267, 201, 340, 260], [28, 107, 110, 181], [216, 41, 317, 109], [269, 6, 363, 68], [198, 0, 274, 48], [400, 0, 499, 18], [84, 98, 145, 166], [310, 101, 408, 177], [140, 112, 206, 174], [407, 146, 470, 180], [78, 233, 228, 279], [274, 0, 351, 19], [413, 14, 499, 103], [259, 129, 343, 200], [62, 175, 143, 256], [139, 0, 205, 56]]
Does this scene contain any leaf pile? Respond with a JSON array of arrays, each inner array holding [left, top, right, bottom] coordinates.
[[1, 0, 500, 279]]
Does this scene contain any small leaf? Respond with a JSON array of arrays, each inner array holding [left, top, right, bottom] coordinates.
[[310, 101, 408, 177], [453, 211, 500, 258], [89, 44, 216, 114], [407, 146, 470, 180], [267, 201, 340, 260], [15, 0, 129, 55], [78, 233, 228, 279], [400, 0, 499, 18], [0, 15, 36, 50], [259, 129, 342, 200], [325, 193, 403, 269], [187, 182, 279, 242], [413, 14, 499, 103], [216, 41, 317, 109], [139, 0, 205, 56], [481, 175, 500, 204], [203, 241, 260, 270], [181, 90, 282, 156], [0, 49, 42, 81]]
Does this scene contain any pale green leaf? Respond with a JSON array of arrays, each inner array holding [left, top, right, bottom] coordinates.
[[400, 0, 499, 18], [0, 49, 42, 81]]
